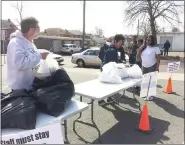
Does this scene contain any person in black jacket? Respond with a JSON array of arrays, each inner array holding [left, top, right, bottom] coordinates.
[[119, 46, 126, 62], [98, 43, 109, 71], [98, 34, 125, 106], [163, 40, 171, 56], [129, 36, 138, 64], [103, 35, 125, 64]]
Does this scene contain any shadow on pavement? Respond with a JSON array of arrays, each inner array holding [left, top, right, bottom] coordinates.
[[157, 84, 163, 88], [153, 97, 184, 119], [92, 103, 170, 144], [114, 94, 140, 110]]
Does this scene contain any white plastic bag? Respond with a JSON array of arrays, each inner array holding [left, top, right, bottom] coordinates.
[[45, 56, 60, 74], [117, 67, 129, 79], [34, 57, 59, 80], [127, 64, 143, 79], [35, 60, 51, 80], [99, 62, 123, 84]]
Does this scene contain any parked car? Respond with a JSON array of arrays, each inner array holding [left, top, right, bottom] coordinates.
[[37, 49, 64, 65], [71, 47, 129, 68], [61, 44, 82, 55]]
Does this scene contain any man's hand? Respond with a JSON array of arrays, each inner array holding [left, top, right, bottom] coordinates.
[[40, 52, 49, 60]]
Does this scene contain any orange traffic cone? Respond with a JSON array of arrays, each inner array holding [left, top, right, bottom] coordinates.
[[137, 104, 153, 134], [165, 77, 173, 94]]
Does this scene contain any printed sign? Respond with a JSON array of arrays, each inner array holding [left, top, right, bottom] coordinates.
[[140, 71, 157, 98], [1, 122, 64, 144], [167, 62, 181, 73]]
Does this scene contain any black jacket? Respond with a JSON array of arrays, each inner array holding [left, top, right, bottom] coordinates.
[[119, 47, 126, 62], [104, 44, 118, 64], [98, 44, 109, 62]]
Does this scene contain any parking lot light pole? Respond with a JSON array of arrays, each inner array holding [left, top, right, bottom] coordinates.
[[82, 0, 86, 50]]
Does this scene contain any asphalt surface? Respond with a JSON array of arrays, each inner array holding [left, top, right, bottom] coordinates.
[[1, 55, 184, 144]]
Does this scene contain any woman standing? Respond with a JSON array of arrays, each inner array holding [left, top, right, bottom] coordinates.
[[138, 35, 161, 101]]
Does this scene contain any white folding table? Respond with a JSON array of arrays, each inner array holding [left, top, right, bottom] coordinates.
[[1, 99, 89, 144], [73, 78, 142, 143]]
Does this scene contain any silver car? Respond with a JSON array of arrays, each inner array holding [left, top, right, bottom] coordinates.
[[71, 47, 101, 67], [71, 47, 129, 68], [61, 44, 82, 55]]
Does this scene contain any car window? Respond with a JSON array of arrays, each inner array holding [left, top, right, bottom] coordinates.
[[84, 50, 97, 56], [62, 44, 68, 47], [68, 45, 73, 48], [94, 50, 99, 56], [73, 45, 76, 48]]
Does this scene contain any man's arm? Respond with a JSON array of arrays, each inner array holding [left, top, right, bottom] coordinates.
[[9, 41, 41, 71]]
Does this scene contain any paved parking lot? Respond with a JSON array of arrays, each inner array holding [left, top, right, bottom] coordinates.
[[1, 55, 184, 144]]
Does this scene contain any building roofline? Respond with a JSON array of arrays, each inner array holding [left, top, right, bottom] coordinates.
[[38, 35, 91, 41], [157, 32, 184, 34]]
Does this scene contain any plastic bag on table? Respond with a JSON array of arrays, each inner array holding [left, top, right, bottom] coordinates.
[[34, 59, 51, 80], [34, 57, 59, 80], [1, 90, 37, 129], [117, 67, 129, 79], [99, 62, 123, 84], [32, 69, 75, 117], [45, 56, 60, 75], [127, 64, 143, 79]]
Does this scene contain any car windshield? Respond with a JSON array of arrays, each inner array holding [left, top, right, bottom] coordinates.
[[83, 50, 99, 55]]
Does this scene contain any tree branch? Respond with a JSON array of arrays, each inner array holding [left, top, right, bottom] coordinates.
[[11, 1, 23, 25]]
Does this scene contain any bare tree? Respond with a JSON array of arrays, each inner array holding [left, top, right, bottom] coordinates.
[[139, 22, 162, 37], [125, 1, 184, 44], [171, 26, 180, 32], [94, 26, 104, 37], [11, 1, 23, 25]]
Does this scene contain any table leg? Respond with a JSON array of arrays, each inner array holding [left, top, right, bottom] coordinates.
[[132, 86, 141, 111], [120, 90, 126, 98], [119, 87, 141, 112], [73, 99, 101, 143], [77, 96, 83, 119], [90, 100, 101, 143], [63, 120, 70, 144]]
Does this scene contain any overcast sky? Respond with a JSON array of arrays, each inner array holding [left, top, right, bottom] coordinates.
[[2, 1, 184, 37]]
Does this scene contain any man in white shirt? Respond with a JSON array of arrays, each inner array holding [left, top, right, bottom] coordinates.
[[6, 17, 49, 90]]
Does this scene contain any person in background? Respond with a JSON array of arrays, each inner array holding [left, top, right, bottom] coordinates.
[[98, 34, 125, 106], [163, 40, 171, 56], [119, 46, 126, 63], [129, 35, 138, 65], [6, 17, 49, 91], [133, 39, 144, 93], [136, 39, 143, 68], [138, 35, 161, 101], [98, 40, 110, 71]]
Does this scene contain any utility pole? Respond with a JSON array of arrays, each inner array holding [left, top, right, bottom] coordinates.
[[82, 0, 86, 50]]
